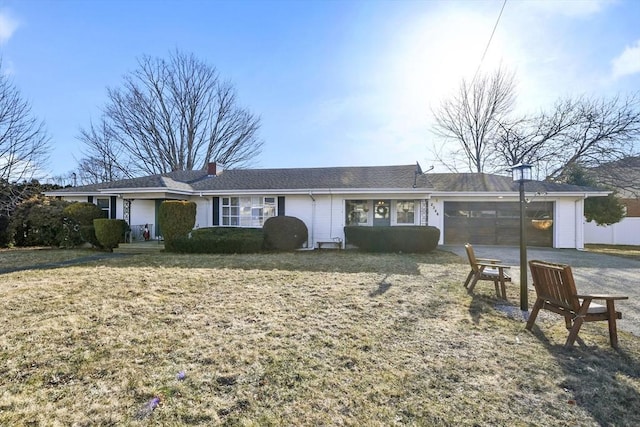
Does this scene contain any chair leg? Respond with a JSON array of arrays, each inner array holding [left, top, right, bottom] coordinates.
[[565, 316, 585, 348], [493, 280, 500, 298], [606, 300, 620, 349], [467, 274, 480, 292], [464, 270, 474, 288], [526, 299, 543, 331]]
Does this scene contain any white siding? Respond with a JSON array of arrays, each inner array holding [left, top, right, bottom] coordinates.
[[553, 198, 583, 249], [285, 194, 427, 249], [193, 197, 211, 229], [129, 200, 157, 227], [428, 198, 445, 244], [585, 218, 640, 245]]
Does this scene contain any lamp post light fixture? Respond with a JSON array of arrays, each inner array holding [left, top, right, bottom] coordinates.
[[511, 163, 533, 311]]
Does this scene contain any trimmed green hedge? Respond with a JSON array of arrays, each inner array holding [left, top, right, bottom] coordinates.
[[344, 226, 440, 253], [263, 216, 308, 250], [169, 227, 264, 254], [158, 201, 196, 249], [94, 218, 127, 252]]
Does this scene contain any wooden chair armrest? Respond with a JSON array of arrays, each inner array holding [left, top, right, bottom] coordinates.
[[576, 294, 628, 301], [477, 262, 510, 269], [476, 257, 501, 263]]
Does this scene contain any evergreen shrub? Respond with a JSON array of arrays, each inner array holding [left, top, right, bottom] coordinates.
[[158, 201, 196, 250], [170, 227, 264, 254], [62, 202, 104, 248], [263, 216, 308, 250], [10, 196, 70, 247], [344, 226, 440, 253], [93, 218, 126, 252]]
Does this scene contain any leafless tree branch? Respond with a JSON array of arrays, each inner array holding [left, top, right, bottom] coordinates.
[[77, 50, 263, 179]]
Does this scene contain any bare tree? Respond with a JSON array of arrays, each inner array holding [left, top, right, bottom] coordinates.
[[78, 50, 263, 178], [76, 120, 131, 184], [432, 67, 516, 172], [0, 61, 50, 215], [491, 94, 640, 181]]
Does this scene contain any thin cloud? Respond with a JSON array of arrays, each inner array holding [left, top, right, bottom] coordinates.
[[0, 10, 19, 45], [611, 40, 640, 79]]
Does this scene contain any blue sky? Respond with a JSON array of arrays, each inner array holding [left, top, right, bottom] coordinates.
[[1, 0, 639, 180]]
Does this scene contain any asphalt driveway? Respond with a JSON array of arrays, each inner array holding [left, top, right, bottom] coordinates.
[[440, 245, 640, 338]]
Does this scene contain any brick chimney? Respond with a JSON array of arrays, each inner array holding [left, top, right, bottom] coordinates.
[[207, 162, 217, 176]]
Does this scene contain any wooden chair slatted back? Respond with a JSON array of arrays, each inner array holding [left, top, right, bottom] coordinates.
[[464, 243, 480, 273], [529, 260, 581, 312]]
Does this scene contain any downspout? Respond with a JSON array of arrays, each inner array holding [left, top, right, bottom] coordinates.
[[308, 192, 316, 249]]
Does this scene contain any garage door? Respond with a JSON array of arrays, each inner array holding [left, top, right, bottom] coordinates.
[[444, 201, 553, 247]]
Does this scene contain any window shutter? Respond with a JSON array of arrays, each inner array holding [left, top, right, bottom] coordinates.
[[110, 196, 117, 219], [278, 196, 285, 216], [213, 197, 220, 226]]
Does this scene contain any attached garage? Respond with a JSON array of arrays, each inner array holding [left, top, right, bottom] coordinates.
[[443, 201, 554, 247]]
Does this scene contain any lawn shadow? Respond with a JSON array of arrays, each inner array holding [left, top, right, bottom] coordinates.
[[527, 325, 640, 425], [89, 249, 465, 276], [468, 292, 504, 325], [0, 253, 129, 275], [369, 275, 392, 297]]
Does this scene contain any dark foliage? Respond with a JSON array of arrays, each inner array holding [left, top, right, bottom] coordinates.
[[0, 180, 63, 247], [344, 226, 440, 253], [10, 196, 70, 247], [263, 216, 308, 251], [158, 201, 196, 250], [169, 227, 264, 254], [61, 202, 105, 248], [93, 218, 126, 252]]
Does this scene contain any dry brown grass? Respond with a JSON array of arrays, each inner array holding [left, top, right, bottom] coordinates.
[[0, 247, 92, 271], [0, 249, 639, 426], [585, 244, 640, 261]]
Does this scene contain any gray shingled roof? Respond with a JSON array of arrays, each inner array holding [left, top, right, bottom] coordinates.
[[47, 165, 605, 195], [191, 164, 428, 191], [53, 170, 209, 193], [426, 173, 604, 193]]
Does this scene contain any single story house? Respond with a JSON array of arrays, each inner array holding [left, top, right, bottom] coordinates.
[[45, 163, 608, 249]]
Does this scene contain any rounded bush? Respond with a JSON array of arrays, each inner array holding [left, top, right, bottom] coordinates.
[[263, 216, 308, 251], [93, 218, 126, 252]]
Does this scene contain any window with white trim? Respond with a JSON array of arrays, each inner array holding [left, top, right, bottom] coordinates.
[[345, 200, 369, 225], [396, 200, 415, 224], [222, 196, 276, 227]]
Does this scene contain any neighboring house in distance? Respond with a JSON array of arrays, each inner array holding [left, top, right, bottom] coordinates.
[[585, 156, 640, 246], [44, 163, 608, 249]]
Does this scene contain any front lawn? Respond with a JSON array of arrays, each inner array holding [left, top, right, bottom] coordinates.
[[0, 249, 638, 425]]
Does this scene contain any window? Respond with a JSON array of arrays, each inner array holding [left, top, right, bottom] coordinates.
[[396, 200, 415, 224], [96, 198, 110, 218], [222, 196, 276, 227], [345, 200, 369, 225]]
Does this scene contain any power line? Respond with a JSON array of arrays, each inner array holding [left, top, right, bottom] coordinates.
[[471, 0, 508, 85]]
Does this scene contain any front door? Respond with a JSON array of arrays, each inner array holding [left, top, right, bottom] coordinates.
[[373, 200, 391, 226]]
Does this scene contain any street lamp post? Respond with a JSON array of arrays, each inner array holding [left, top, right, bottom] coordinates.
[[511, 163, 532, 311]]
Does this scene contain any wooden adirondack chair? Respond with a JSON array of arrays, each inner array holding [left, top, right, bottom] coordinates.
[[527, 260, 628, 348], [464, 243, 511, 299]]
